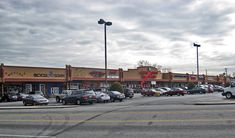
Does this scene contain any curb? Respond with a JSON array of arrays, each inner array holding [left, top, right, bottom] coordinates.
[[194, 102, 235, 105], [0, 105, 77, 110]]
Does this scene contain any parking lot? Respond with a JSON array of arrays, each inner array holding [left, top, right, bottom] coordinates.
[[1, 92, 235, 138], [0, 92, 233, 109]]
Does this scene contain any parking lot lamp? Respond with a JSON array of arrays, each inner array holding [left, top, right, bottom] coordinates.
[[193, 43, 201, 85], [98, 19, 112, 88]]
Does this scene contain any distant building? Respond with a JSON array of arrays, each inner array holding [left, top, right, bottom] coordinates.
[[0, 63, 230, 97]]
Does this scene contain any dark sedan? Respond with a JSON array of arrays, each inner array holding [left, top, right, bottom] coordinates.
[[23, 95, 49, 106], [107, 91, 125, 102], [124, 88, 134, 98], [187, 87, 206, 94], [62, 90, 97, 105], [1, 93, 18, 102]]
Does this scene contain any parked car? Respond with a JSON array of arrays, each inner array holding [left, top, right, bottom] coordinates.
[[187, 87, 206, 94], [198, 84, 214, 93], [17, 93, 29, 101], [1, 93, 18, 102], [23, 94, 49, 106], [164, 87, 187, 96], [141, 89, 161, 96], [107, 91, 125, 102], [124, 88, 134, 98], [155, 88, 167, 95], [213, 85, 224, 92], [222, 83, 235, 99], [62, 89, 97, 105], [29, 91, 44, 96], [55, 90, 72, 103], [133, 88, 143, 93], [93, 87, 108, 92], [95, 91, 110, 103], [160, 87, 172, 91]]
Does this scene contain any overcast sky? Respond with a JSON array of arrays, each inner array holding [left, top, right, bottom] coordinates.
[[0, 0, 235, 75]]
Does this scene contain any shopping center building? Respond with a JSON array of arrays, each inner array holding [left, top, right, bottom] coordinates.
[[0, 63, 230, 97]]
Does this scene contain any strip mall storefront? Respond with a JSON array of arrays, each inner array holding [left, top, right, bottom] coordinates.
[[67, 66, 122, 89], [0, 64, 230, 96], [1, 65, 66, 97]]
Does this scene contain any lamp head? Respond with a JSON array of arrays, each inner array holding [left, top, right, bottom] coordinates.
[[193, 43, 201, 47], [98, 19, 105, 24], [106, 22, 112, 26]]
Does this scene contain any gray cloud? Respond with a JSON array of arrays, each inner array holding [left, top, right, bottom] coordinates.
[[0, 0, 235, 75]]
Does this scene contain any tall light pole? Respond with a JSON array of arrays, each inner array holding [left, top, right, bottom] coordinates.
[[193, 43, 201, 85], [98, 19, 112, 88]]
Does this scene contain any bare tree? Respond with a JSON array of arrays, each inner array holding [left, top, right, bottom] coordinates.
[[137, 60, 151, 67], [162, 67, 172, 73], [137, 60, 164, 71]]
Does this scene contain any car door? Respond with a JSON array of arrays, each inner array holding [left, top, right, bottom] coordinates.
[[65, 91, 77, 103], [25, 96, 33, 104]]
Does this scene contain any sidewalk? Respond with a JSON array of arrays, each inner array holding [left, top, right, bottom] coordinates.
[[0, 98, 75, 110], [193, 92, 235, 105], [194, 100, 235, 105]]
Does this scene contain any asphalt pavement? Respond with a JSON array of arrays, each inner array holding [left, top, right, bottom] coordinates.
[[0, 92, 235, 110], [1, 93, 235, 138]]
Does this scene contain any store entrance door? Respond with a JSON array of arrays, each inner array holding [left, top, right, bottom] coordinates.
[[39, 84, 46, 95]]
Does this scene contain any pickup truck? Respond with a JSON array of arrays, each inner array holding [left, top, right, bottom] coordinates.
[[222, 83, 235, 99], [54, 90, 72, 103]]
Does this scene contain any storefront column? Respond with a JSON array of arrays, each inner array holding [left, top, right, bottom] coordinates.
[[1, 83, 3, 96]]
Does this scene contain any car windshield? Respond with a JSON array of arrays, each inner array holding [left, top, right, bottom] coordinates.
[[84, 90, 95, 95], [31, 95, 44, 99], [111, 91, 121, 95]]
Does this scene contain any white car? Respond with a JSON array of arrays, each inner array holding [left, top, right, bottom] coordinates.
[[222, 83, 235, 99], [95, 92, 110, 103], [156, 88, 168, 95]]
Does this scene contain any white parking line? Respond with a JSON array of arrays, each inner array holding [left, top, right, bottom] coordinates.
[[0, 134, 54, 138]]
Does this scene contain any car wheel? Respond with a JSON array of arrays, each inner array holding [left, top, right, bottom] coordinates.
[[56, 97, 60, 103], [182, 94, 184, 96], [119, 99, 123, 102], [23, 101, 27, 106], [76, 100, 81, 105], [62, 100, 67, 105], [226, 92, 232, 99]]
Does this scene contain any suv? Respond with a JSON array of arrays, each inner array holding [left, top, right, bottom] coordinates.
[[62, 90, 96, 105], [124, 88, 134, 98], [222, 83, 235, 99], [55, 90, 72, 103]]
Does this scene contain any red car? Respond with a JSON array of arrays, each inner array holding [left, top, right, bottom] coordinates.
[[164, 88, 187, 96], [141, 89, 157, 96]]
